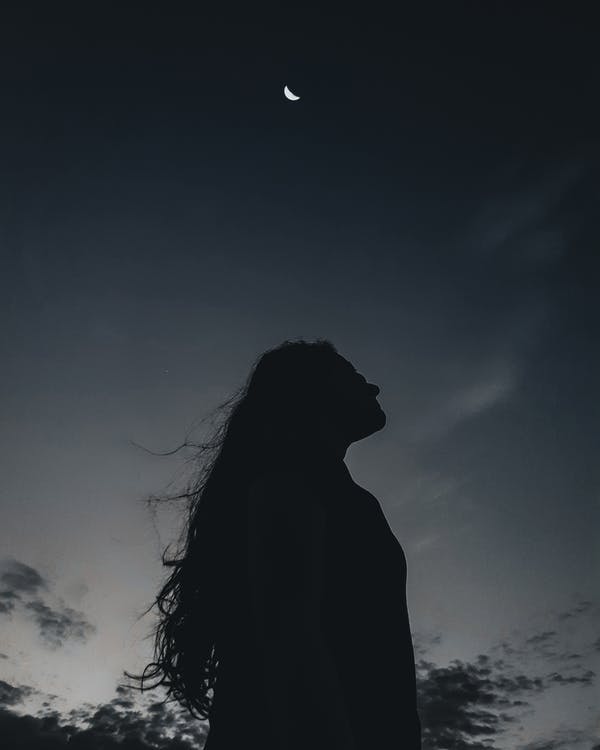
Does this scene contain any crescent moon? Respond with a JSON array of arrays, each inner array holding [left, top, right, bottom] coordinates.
[[283, 85, 300, 101]]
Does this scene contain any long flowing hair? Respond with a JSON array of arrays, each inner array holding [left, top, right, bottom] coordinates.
[[124, 338, 339, 720]]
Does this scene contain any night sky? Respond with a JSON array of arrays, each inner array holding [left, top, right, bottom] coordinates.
[[1, 5, 599, 749]]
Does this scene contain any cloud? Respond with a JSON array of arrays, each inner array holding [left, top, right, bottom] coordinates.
[[417, 650, 596, 750], [0, 560, 47, 616], [417, 654, 535, 750], [0, 680, 37, 707], [0, 682, 209, 750], [0, 558, 96, 648], [414, 602, 598, 750], [0, 560, 47, 596], [23, 600, 97, 649], [0, 590, 19, 615]]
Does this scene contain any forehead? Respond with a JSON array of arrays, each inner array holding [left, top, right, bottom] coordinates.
[[330, 355, 358, 376]]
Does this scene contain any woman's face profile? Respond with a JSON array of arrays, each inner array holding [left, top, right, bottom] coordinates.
[[323, 354, 387, 443]]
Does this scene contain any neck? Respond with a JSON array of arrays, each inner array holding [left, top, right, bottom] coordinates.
[[312, 417, 350, 462]]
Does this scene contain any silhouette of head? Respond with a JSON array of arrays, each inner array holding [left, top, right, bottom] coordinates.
[[243, 339, 386, 460]]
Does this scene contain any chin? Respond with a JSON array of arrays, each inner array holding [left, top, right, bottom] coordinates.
[[374, 407, 387, 430], [354, 406, 386, 441]]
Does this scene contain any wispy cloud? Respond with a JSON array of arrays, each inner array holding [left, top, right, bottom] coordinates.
[[412, 631, 443, 660], [491, 599, 600, 668], [23, 599, 96, 649], [557, 600, 594, 621], [412, 533, 442, 553], [0, 558, 96, 648], [469, 160, 586, 265], [408, 158, 590, 448], [522, 727, 600, 750], [411, 358, 517, 442]]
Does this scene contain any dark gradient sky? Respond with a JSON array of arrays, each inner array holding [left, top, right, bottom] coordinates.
[[1, 5, 599, 749]]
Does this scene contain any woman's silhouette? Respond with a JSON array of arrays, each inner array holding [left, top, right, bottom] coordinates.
[[127, 339, 421, 749]]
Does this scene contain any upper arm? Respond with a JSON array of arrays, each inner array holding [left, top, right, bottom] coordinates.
[[247, 473, 327, 633]]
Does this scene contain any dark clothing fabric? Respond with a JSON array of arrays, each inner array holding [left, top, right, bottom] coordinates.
[[204, 457, 421, 749]]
